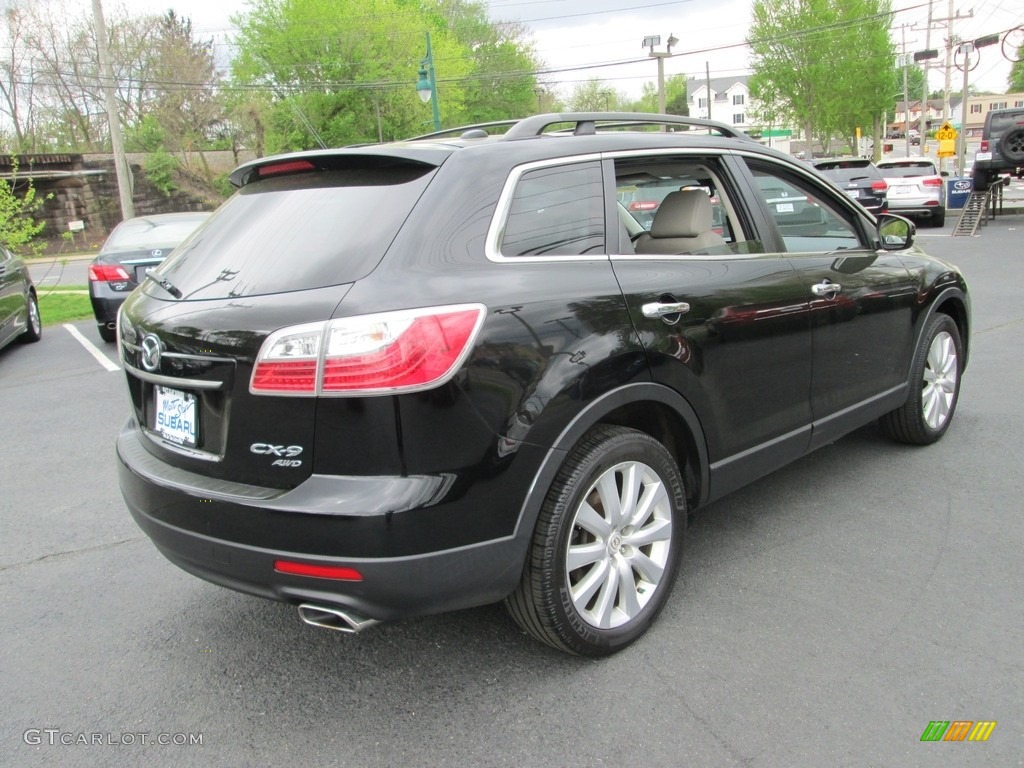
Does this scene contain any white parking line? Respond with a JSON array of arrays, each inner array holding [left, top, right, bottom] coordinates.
[[63, 324, 121, 372]]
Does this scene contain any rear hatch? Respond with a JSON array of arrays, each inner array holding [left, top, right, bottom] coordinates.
[[118, 153, 442, 489], [876, 161, 942, 202], [814, 159, 888, 208]]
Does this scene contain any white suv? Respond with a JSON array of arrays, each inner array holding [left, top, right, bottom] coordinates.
[[876, 157, 946, 227]]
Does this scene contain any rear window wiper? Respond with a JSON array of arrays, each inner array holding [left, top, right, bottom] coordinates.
[[145, 270, 183, 299]]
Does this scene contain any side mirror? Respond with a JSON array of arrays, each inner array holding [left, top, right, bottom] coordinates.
[[876, 213, 916, 250], [940, 170, 949, 178]]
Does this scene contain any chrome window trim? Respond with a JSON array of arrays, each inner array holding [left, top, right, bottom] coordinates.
[[485, 153, 609, 264]]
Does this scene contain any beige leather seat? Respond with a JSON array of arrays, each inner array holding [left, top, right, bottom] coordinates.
[[633, 189, 727, 254]]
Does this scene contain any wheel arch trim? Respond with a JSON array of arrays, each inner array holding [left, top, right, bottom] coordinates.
[[914, 286, 971, 373], [512, 382, 709, 542]]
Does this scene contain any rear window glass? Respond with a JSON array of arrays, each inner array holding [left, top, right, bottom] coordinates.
[[501, 161, 605, 256], [814, 162, 881, 182], [104, 216, 209, 251], [152, 165, 434, 300], [877, 162, 938, 177], [989, 112, 1024, 132]]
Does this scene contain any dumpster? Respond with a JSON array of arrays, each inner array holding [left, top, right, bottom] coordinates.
[[946, 177, 973, 209]]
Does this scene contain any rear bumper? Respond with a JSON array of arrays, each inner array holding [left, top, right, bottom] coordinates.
[[89, 285, 131, 325], [116, 420, 528, 620]]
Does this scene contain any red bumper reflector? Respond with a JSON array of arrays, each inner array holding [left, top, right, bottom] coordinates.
[[274, 560, 363, 581]]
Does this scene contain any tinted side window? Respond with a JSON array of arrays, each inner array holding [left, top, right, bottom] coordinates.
[[500, 162, 605, 257], [746, 161, 865, 253]]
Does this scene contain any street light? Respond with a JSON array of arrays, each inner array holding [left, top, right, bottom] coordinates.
[[644, 33, 678, 115], [416, 31, 440, 132]]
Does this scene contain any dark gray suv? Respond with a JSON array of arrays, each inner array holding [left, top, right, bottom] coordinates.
[[971, 107, 1024, 191]]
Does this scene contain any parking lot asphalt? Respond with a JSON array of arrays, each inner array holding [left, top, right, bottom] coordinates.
[[2, 217, 1022, 767]]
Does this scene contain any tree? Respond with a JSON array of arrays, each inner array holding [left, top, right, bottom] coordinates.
[[0, 168, 48, 256], [748, 0, 897, 157], [1010, 44, 1024, 93], [566, 79, 621, 111], [231, 0, 541, 152], [628, 75, 688, 114]]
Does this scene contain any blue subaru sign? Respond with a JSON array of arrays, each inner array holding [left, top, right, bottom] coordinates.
[[946, 177, 973, 209]]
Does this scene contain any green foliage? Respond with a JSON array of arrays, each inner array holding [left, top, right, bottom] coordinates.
[[566, 79, 621, 111], [144, 149, 180, 196], [1010, 45, 1024, 93], [230, 0, 541, 151], [748, 0, 896, 154], [627, 76, 688, 114], [0, 168, 49, 256], [131, 116, 180, 195]]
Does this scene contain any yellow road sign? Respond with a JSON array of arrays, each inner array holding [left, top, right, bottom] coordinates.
[[935, 121, 958, 141]]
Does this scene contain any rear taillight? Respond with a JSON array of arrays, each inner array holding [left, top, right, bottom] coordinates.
[[979, 140, 990, 152], [871, 180, 888, 192], [922, 178, 943, 187], [628, 201, 659, 211], [88, 264, 131, 282], [250, 304, 486, 396]]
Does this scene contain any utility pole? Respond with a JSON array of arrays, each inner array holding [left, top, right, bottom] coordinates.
[[901, 25, 911, 157], [91, 0, 134, 221], [918, 1, 933, 149]]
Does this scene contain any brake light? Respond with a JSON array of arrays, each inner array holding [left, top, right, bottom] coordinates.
[[922, 178, 943, 187], [274, 560, 363, 581], [628, 201, 659, 211], [88, 264, 131, 282], [871, 180, 888, 192], [979, 140, 989, 152], [250, 304, 486, 396], [257, 160, 316, 178]]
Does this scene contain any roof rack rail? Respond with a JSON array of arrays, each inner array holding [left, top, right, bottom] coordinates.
[[500, 112, 754, 141], [406, 120, 522, 142]]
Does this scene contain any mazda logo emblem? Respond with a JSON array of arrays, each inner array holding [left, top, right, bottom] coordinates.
[[140, 334, 162, 372]]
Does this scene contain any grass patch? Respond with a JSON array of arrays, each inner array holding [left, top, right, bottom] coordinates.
[[39, 291, 93, 325]]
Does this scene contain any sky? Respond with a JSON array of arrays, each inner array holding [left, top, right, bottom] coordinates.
[[60, 0, 1021, 100]]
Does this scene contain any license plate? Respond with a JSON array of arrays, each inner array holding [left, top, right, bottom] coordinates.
[[775, 203, 795, 213], [155, 386, 197, 448], [845, 190, 860, 199], [889, 187, 911, 196], [975, 152, 992, 161]]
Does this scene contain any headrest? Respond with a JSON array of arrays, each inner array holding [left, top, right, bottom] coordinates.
[[650, 189, 713, 238]]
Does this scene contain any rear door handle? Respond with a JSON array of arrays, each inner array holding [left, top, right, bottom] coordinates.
[[642, 301, 691, 318], [811, 281, 842, 297]]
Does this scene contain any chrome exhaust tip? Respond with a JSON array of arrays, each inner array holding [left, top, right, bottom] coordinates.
[[297, 603, 380, 634]]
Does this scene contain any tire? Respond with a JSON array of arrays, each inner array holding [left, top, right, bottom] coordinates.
[[1002, 127, 1024, 163], [98, 323, 116, 343], [880, 314, 962, 445], [18, 291, 42, 344], [931, 207, 945, 228], [506, 425, 686, 656], [971, 169, 990, 193]]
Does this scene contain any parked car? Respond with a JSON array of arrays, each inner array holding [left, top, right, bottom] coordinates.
[[0, 245, 42, 353], [116, 113, 970, 657], [811, 157, 889, 214], [876, 157, 946, 227], [971, 107, 1024, 191], [88, 212, 210, 342]]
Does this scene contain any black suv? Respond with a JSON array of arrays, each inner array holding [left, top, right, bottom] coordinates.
[[971, 107, 1024, 191], [810, 157, 889, 214], [116, 113, 970, 657]]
